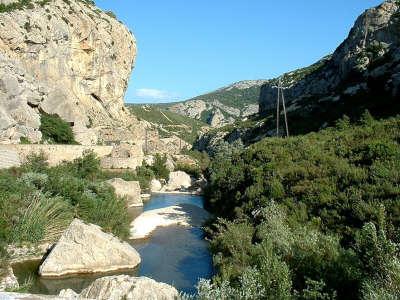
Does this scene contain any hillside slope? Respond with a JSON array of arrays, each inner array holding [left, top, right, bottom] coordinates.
[[127, 104, 209, 144], [196, 0, 400, 154], [203, 115, 400, 299], [161, 80, 267, 127], [259, 0, 400, 134]]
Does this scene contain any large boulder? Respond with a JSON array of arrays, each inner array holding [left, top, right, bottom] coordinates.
[[130, 204, 210, 239], [39, 219, 141, 277], [106, 178, 142, 207], [164, 171, 192, 191], [150, 179, 162, 192], [76, 275, 178, 300]]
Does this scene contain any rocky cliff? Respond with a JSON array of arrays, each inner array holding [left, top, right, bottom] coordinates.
[[0, 0, 141, 145], [196, 0, 400, 154], [163, 80, 266, 128], [259, 0, 400, 134]]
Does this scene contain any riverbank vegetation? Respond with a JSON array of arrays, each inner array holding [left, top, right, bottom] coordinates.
[[0, 152, 131, 250], [0, 149, 172, 254], [202, 114, 400, 299]]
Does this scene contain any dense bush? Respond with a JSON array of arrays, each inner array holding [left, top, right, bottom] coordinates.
[[181, 149, 211, 172], [149, 154, 170, 180], [0, 151, 131, 246], [203, 115, 400, 299], [176, 163, 201, 179], [97, 159, 155, 190], [40, 114, 77, 144]]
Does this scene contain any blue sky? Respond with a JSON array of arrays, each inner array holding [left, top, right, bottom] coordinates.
[[95, 0, 383, 104]]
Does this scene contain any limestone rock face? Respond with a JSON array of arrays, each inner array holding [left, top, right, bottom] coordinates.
[[39, 219, 141, 277], [0, 54, 45, 144], [78, 275, 179, 300], [164, 171, 192, 191], [170, 99, 208, 120], [0, 0, 139, 144], [106, 178, 142, 207], [259, 1, 400, 117], [208, 109, 225, 127], [167, 80, 267, 127]]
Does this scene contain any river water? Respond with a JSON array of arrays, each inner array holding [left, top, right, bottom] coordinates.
[[13, 193, 214, 295]]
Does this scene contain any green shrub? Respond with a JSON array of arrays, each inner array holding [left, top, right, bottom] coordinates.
[[182, 149, 210, 171], [149, 154, 169, 180], [40, 113, 77, 144], [176, 163, 201, 178], [12, 191, 73, 243], [70, 150, 101, 179], [0, 151, 131, 246], [20, 152, 48, 173], [204, 116, 400, 299], [19, 136, 31, 144], [136, 164, 155, 190], [76, 182, 130, 239]]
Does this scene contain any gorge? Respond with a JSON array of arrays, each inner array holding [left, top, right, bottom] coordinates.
[[0, 0, 399, 299]]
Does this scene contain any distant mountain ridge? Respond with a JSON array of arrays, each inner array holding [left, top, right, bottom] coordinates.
[[159, 80, 268, 127], [196, 0, 400, 154]]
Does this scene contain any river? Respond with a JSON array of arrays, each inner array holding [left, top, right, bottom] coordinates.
[[12, 193, 214, 295]]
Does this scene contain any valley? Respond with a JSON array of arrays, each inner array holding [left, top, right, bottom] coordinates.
[[0, 0, 399, 299]]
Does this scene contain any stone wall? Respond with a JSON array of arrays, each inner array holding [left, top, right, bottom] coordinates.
[[0, 144, 113, 168]]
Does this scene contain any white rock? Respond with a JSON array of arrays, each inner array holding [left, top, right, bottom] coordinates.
[[39, 219, 141, 277], [58, 289, 79, 299], [164, 171, 192, 191], [78, 275, 178, 300], [130, 204, 210, 239], [150, 179, 162, 192], [0, 0, 139, 145], [106, 178, 142, 207]]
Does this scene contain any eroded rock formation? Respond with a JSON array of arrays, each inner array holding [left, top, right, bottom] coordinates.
[[0, 0, 142, 145]]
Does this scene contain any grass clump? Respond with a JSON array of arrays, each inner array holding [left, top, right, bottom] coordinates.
[[39, 113, 77, 144], [202, 114, 400, 299]]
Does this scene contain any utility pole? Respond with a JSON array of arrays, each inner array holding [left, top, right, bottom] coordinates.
[[145, 128, 148, 155], [275, 78, 290, 138], [276, 81, 280, 137]]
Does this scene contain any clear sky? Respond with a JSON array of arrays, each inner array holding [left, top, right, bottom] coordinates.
[[95, 0, 383, 104]]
